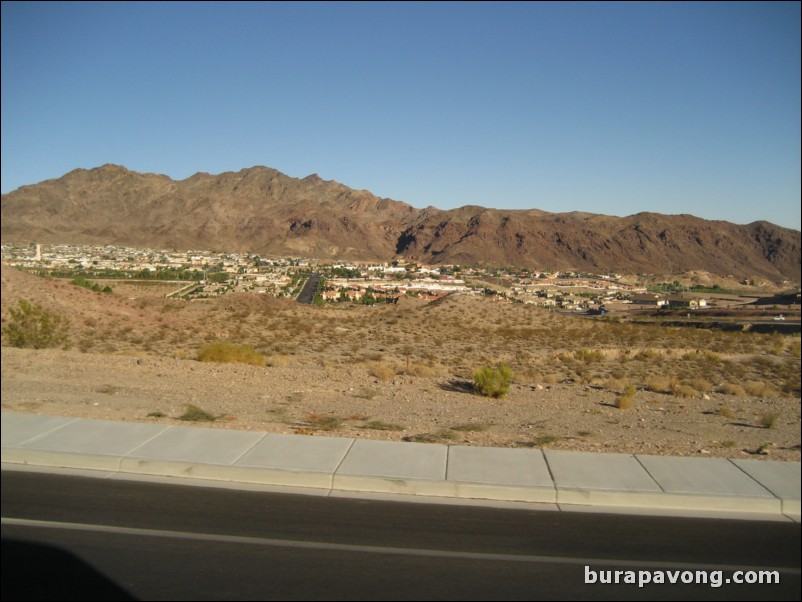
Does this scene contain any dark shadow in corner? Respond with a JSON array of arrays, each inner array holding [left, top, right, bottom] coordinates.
[[2, 538, 137, 601]]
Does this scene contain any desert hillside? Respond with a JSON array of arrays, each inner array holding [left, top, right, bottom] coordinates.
[[1, 265, 799, 460]]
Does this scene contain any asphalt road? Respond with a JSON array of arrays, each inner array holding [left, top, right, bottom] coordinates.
[[2, 470, 800, 601], [295, 273, 322, 304]]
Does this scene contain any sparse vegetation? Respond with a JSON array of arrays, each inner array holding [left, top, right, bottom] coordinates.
[[451, 422, 491, 432], [353, 387, 379, 400], [2, 260, 799, 460], [719, 383, 746, 396], [403, 429, 456, 443], [178, 404, 217, 422], [615, 384, 636, 409], [362, 420, 405, 431], [672, 384, 698, 399], [2, 299, 70, 349], [306, 413, 343, 431], [197, 342, 266, 366], [760, 413, 779, 429], [717, 405, 736, 419], [473, 364, 513, 398], [71, 277, 112, 294], [369, 363, 397, 382]]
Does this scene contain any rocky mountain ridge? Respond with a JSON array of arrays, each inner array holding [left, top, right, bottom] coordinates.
[[2, 164, 799, 282]]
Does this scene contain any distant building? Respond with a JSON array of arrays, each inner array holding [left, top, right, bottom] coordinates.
[[630, 294, 667, 308]]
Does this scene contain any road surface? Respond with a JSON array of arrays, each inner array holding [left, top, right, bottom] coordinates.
[[2, 470, 799, 600], [295, 273, 322, 304]]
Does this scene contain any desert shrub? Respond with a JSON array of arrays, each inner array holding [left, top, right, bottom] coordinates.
[[196, 342, 266, 366], [604, 377, 628, 392], [672, 384, 698, 399], [405, 362, 442, 378], [353, 387, 379, 400], [615, 383, 636, 409], [719, 383, 746, 396], [759, 413, 779, 429], [575, 348, 604, 363], [781, 372, 800, 397], [369, 362, 397, 381], [2, 299, 70, 349], [615, 395, 634, 410], [178, 405, 216, 422], [404, 429, 456, 443], [646, 376, 679, 394], [306, 413, 342, 431], [473, 364, 513, 398], [689, 378, 713, 393], [744, 381, 771, 397]]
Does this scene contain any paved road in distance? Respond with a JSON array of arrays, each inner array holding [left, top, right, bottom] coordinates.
[[295, 273, 321, 304]]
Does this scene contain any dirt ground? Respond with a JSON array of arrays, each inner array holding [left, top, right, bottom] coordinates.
[[2, 346, 799, 460]]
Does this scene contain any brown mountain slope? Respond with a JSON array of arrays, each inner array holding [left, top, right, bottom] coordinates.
[[397, 208, 801, 281], [2, 164, 799, 281], [1, 164, 416, 260]]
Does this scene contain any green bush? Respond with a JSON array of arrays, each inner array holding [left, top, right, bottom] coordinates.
[[2, 299, 70, 349], [196, 342, 266, 366], [71, 277, 112, 293], [473, 364, 513, 398], [178, 405, 216, 422]]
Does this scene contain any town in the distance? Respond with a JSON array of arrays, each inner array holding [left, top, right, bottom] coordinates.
[[2, 242, 798, 325]]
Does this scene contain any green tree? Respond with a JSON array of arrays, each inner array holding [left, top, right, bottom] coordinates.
[[3, 299, 70, 349]]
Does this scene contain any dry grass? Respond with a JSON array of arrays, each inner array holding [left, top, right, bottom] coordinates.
[[362, 420, 405, 431], [717, 405, 736, 418], [671, 384, 699, 399], [719, 383, 746, 396], [451, 422, 491, 432], [615, 395, 634, 410], [369, 362, 397, 381], [197, 342, 266, 367], [305, 412, 343, 431], [744, 381, 774, 397]]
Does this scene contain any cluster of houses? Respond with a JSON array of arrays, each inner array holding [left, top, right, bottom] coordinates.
[[0, 242, 718, 310]]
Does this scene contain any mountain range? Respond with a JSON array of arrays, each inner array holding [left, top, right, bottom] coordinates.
[[1, 164, 799, 282]]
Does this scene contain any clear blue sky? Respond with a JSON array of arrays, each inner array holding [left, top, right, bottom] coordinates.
[[2, 1, 800, 230]]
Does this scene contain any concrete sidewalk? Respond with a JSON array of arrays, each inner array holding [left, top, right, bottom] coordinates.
[[2, 411, 799, 521]]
